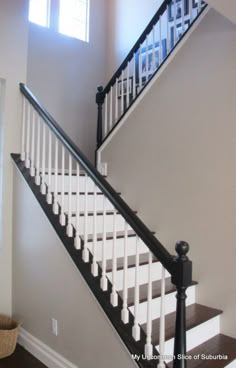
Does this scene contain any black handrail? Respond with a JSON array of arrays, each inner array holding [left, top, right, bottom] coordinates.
[[20, 82, 174, 274], [102, 0, 172, 95]]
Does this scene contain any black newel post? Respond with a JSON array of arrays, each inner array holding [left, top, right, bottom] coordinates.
[[171, 241, 192, 368], [96, 86, 104, 149]]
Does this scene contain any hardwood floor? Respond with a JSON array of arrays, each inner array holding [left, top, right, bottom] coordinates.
[[0, 345, 47, 368]]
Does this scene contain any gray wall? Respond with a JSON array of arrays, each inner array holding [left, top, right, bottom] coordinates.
[[13, 168, 136, 368], [27, 0, 108, 161], [0, 0, 28, 315], [102, 9, 236, 338]]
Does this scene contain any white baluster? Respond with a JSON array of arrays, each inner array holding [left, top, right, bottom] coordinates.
[[121, 221, 129, 324], [182, 0, 185, 33], [126, 62, 130, 108], [91, 182, 98, 276], [174, 0, 177, 45], [158, 266, 166, 368], [104, 94, 108, 138], [59, 145, 66, 225], [145, 251, 153, 357], [82, 173, 89, 262], [75, 162, 81, 249], [40, 122, 46, 195], [109, 86, 113, 131], [132, 235, 140, 341], [100, 196, 108, 290], [121, 70, 124, 115], [110, 209, 118, 307], [115, 78, 118, 123], [21, 97, 26, 161], [139, 44, 142, 91], [132, 53, 136, 100], [35, 115, 41, 185], [30, 109, 35, 177], [46, 128, 52, 204], [66, 154, 73, 237], [53, 137, 59, 215], [25, 102, 30, 168], [166, 5, 170, 53], [198, 0, 201, 13], [189, 0, 193, 21], [159, 16, 162, 65], [152, 25, 155, 73], [145, 36, 149, 82]]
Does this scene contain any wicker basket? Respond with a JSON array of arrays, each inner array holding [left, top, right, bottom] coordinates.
[[0, 315, 21, 359]]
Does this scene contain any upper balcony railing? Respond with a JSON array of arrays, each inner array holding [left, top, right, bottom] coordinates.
[[96, 0, 207, 151]]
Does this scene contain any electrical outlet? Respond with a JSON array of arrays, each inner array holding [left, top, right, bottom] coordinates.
[[51, 318, 58, 336]]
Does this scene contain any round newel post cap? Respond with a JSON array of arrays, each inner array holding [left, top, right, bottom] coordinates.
[[175, 241, 189, 260], [97, 86, 103, 93]]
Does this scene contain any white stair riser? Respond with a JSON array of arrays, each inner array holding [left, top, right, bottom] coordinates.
[[225, 360, 236, 368], [129, 286, 196, 324], [107, 262, 171, 291], [71, 214, 131, 235], [160, 316, 221, 363], [43, 174, 101, 193], [87, 238, 148, 262], [57, 194, 113, 212]]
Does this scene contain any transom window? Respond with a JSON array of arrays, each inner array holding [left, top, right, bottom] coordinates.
[[28, 0, 90, 42]]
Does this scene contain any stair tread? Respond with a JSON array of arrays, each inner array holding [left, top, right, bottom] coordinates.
[[167, 334, 236, 368], [141, 303, 223, 346], [101, 252, 158, 272], [123, 278, 197, 307], [81, 230, 137, 242]]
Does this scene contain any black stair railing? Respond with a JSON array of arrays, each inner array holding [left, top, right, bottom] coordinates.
[[96, 0, 207, 152], [19, 83, 192, 368]]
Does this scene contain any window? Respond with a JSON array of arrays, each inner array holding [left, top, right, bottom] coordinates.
[[59, 0, 90, 42], [29, 0, 50, 27], [28, 0, 90, 42]]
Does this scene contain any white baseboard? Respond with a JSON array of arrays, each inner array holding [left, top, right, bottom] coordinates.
[[18, 328, 78, 368]]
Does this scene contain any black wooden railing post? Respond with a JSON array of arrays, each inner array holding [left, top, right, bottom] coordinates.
[[96, 86, 104, 149], [171, 241, 192, 368]]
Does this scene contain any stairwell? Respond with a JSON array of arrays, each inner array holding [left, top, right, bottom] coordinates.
[[10, 0, 236, 367]]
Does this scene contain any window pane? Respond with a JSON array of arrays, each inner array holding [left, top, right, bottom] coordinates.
[[29, 0, 50, 27], [59, 0, 89, 41]]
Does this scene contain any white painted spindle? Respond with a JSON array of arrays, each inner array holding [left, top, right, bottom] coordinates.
[[121, 221, 129, 324], [145, 251, 153, 357], [110, 209, 118, 306], [101, 196, 108, 290], [66, 153, 73, 237], [139, 45, 142, 91], [91, 182, 98, 276], [198, 0, 201, 13], [145, 36, 149, 82], [82, 173, 89, 262], [152, 25, 155, 73], [52, 137, 59, 215], [189, 0, 193, 21], [104, 94, 108, 138], [126, 62, 130, 107], [59, 144, 66, 225], [174, 0, 177, 45], [46, 128, 52, 204], [75, 162, 81, 249], [115, 78, 118, 123], [121, 70, 124, 115], [166, 5, 170, 53], [21, 97, 26, 161], [40, 121, 46, 195], [182, 0, 185, 33], [159, 16, 162, 65], [30, 109, 35, 176], [25, 102, 30, 169], [158, 266, 166, 368], [35, 115, 41, 185], [132, 235, 140, 341], [132, 53, 136, 100], [109, 86, 113, 131]]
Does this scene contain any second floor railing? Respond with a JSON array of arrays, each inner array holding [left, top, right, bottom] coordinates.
[[96, 0, 207, 150]]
